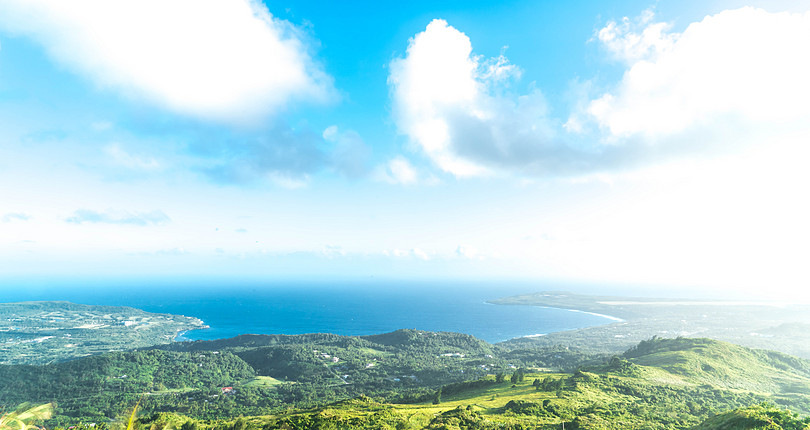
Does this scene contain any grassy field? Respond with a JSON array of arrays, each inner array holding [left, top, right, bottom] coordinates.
[[240, 376, 285, 388]]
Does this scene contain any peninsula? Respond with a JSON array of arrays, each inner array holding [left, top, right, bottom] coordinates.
[[0, 301, 206, 364], [491, 291, 810, 359]]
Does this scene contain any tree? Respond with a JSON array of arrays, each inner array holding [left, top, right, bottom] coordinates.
[[511, 369, 526, 384]]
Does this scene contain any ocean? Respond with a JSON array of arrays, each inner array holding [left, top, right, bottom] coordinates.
[[9, 281, 617, 343]]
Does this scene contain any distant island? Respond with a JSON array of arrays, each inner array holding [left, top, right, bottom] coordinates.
[[0, 301, 206, 364]]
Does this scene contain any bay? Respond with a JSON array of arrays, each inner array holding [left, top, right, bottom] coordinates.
[[9, 281, 617, 343]]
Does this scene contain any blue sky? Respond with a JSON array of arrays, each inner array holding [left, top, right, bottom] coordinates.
[[1, 0, 809, 298]]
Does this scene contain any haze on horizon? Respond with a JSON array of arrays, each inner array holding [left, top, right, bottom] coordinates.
[[1, 0, 808, 300]]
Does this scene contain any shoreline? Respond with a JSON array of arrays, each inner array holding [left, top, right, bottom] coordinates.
[[173, 322, 210, 342], [486, 299, 626, 323], [168, 295, 627, 345], [565, 308, 624, 322], [172, 306, 622, 345], [505, 306, 623, 342]]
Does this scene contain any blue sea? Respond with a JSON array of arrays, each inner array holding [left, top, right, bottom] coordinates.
[[8, 281, 618, 343]]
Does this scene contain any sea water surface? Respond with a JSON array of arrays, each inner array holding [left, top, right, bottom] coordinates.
[[10, 281, 617, 343]]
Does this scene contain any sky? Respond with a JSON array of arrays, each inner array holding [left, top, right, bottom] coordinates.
[[1, 0, 809, 298]]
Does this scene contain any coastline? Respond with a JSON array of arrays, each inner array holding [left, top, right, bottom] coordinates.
[[173, 320, 210, 342], [506, 306, 623, 341], [170, 304, 621, 344], [565, 308, 624, 322], [485, 298, 626, 324]]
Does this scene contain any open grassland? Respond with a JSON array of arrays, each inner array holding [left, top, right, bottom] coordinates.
[[240, 376, 284, 388]]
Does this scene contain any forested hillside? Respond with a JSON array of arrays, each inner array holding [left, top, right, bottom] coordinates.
[[4, 332, 810, 428]]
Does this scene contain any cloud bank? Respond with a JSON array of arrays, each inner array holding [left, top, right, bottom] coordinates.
[[0, 0, 333, 124]]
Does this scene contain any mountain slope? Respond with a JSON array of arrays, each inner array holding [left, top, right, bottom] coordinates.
[[694, 403, 810, 430], [621, 337, 810, 394]]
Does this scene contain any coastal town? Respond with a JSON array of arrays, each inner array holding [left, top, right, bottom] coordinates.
[[0, 301, 206, 364]]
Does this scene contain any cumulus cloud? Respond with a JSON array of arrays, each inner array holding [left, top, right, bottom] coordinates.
[[0, 0, 333, 124], [65, 209, 170, 226], [596, 8, 676, 63], [587, 7, 810, 140], [389, 19, 565, 177], [391, 12, 810, 181]]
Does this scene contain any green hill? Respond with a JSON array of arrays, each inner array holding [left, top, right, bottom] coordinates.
[[693, 404, 810, 430], [7, 334, 810, 429], [620, 337, 810, 394], [0, 349, 256, 420], [0, 329, 513, 424], [241, 337, 810, 429]]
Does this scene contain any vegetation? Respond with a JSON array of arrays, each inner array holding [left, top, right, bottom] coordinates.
[[493, 291, 810, 359], [6, 331, 810, 429], [694, 403, 810, 430], [0, 403, 53, 430], [4, 300, 810, 428]]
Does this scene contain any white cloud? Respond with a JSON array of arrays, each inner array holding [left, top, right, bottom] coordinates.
[[455, 245, 483, 260], [596, 8, 676, 63], [587, 7, 810, 139], [383, 248, 431, 260], [412, 248, 430, 261], [376, 156, 419, 185], [0, 0, 333, 124], [321, 245, 346, 258], [389, 19, 558, 177], [267, 172, 311, 190], [1, 213, 31, 222], [104, 143, 160, 170], [65, 209, 170, 226]]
